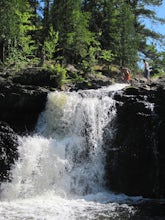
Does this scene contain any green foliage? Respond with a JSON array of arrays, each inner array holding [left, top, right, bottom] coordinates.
[[100, 50, 114, 64], [80, 38, 102, 73], [15, 8, 36, 55], [0, 1, 17, 41], [81, 47, 98, 73], [151, 68, 165, 78], [43, 26, 59, 61], [116, 1, 139, 67], [42, 62, 56, 73], [66, 9, 93, 61], [0, 0, 36, 68], [0, 0, 164, 76], [54, 63, 67, 88], [42, 62, 67, 88], [51, 0, 93, 63]]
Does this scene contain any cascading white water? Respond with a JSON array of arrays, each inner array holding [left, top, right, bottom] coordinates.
[[0, 84, 142, 220]]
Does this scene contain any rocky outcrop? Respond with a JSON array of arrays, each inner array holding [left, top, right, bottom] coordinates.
[[73, 73, 112, 90], [105, 77, 165, 198], [0, 122, 18, 182], [0, 76, 49, 134], [11, 68, 59, 88]]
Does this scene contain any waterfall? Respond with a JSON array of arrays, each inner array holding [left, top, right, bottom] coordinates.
[[1, 84, 126, 199], [0, 84, 142, 220]]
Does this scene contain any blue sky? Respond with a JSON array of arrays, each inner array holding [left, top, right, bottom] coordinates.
[[138, 0, 165, 55], [154, 0, 165, 36], [138, 1, 165, 68], [144, 1, 165, 51], [149, 1, 165, 37]]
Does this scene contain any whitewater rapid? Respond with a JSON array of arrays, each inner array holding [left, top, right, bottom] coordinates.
[[0, 84, 142, 220]]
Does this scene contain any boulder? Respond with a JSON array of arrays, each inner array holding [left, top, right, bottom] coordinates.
[[11, 68, 57, 87]]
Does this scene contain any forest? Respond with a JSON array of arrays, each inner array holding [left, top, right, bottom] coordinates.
[[0, 0, 165, 83]]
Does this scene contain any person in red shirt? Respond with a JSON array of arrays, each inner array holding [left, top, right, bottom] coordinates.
[[120, 66, 131, 83]]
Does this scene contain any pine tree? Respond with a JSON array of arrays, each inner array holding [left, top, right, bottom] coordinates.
[[116, 1, 139, 68], [82, 0, 139, 68], [51, 0, 93, 64], [0, 0, 16, 61], [0, 0, 35, 65]]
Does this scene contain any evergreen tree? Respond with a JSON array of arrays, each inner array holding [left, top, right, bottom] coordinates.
[[0, 0, 35, 65], [116, 1, 139, 68], [51, 0, 93, 64], [28, 0, 40, 23], [42, 0, 53, 40], [27, 0, 42, 44], [82, 0, 139, 68], [82, 0, 104, 34], [0, 0, 16, 61], [43, 25, 58, 61]]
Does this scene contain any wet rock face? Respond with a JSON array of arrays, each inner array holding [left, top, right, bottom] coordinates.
[[105, 79, 165, 198], [0, 80, 48, 133], [0, 122, 18, 182]]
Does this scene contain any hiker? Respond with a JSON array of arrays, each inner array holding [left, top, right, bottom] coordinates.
[[120, 66, 131, 83], [143, 59, 150, 82]]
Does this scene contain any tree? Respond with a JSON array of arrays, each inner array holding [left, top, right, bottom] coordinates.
[[51, 0, 93, 64], [0, 0, 35, 65], [0, 0, 16, 62], [42, 0, 53, 40], [116, 1, 139, 68], [43, 25, 58, 61], [27, 0, 42, 44], [82, 0, 139, 68]]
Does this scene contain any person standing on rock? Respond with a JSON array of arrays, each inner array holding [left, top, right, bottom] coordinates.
[[143, 59, 151, 82], [120, 66, 131, 83]]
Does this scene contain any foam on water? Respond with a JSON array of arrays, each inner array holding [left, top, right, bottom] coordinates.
[[0, 83, 142, 219]]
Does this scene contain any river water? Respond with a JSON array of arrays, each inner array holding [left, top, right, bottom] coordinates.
[[0, 84, 164, 220]]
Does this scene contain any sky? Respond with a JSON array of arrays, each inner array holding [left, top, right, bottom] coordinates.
[[153, 0, 165, 36], [137, 1, 165, 68], [144, 1, 165, 51]]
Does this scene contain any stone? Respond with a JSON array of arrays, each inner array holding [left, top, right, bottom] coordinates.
[[105, 77, 165, 198], [0, 82, 48, 133], [0, 121, 18, 182]]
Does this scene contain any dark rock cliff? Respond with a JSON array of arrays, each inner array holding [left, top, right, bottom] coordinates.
[[0, 122, 18, 182], [105, 78, 165, 199], [0, 75, 49, 134]]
